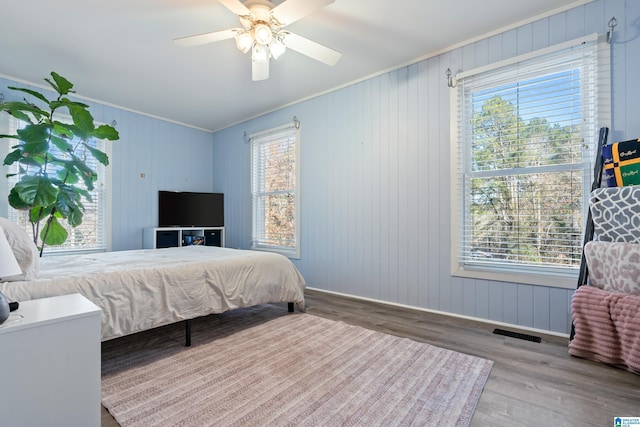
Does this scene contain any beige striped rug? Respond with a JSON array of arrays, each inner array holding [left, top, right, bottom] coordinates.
[[102, 304, 493, 426]]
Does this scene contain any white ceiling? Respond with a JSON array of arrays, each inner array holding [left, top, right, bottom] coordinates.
[[0, 0, 591, 132]]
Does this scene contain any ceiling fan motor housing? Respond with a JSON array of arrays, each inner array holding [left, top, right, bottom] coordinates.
[[242, 0, 277, 27]]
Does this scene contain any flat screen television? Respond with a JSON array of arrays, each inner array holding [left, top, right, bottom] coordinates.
[[158, 191, 224, 227]]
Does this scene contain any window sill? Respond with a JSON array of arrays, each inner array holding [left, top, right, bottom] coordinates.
[[251, 245, 300, 260], [452, 265, 577, 289]]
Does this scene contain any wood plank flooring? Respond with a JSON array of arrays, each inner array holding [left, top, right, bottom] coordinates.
[[102, 288, 640, 426]]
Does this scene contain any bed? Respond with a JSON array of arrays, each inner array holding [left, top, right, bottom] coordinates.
[[0, 221, 306, 342]]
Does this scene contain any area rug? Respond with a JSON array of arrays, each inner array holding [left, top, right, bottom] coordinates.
[[102, 304, 493, 426]]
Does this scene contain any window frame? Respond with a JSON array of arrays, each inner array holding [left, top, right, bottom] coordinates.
[[450, 33, 610, 289], [249, 123, 301, 259]]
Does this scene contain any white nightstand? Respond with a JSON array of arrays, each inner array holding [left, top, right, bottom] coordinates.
[[0, 293, 102, 427]]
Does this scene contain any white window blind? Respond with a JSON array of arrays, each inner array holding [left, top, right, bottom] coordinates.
[[1, 114, 111, 254], [250, 124, 300, 259], [451, 34, 610, 287]]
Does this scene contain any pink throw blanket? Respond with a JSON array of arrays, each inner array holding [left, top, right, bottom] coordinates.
[[569, 285, 640, 374]]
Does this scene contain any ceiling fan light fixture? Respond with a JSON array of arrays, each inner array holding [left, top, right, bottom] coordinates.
[[253, 23, 273, 45], [235, 31, 253, 53], [269, 36, 286, 59], [252, 43, 269, 63]]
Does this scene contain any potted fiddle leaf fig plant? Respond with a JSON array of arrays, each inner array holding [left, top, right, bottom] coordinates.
[[0, 72, 119, 255]]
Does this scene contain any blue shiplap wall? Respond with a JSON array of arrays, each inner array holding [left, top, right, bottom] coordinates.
[[212, 0, 640, 334], [0, 77, 214, 251]]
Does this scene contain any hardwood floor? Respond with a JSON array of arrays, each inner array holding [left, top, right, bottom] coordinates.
[[102, 288, 640, 426]]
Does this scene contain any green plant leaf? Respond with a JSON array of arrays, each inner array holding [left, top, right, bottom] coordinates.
[[56, 167, 79, 184], [52, 121, 76, 139], [15, 153, 45, 168], [40, 216, 68, 246], [53, 193, 72, 218], [3, 149, 23, 166], [68, 104, 95, 136], [93, 124, 119, 141], [54, 181, 82, 217], [68, 209, 83, 228], [13, 175, 59, 207], [70, 156, 97, 190], [0, 101, 48, 123], [65, 204, 84, 228], [50, 98, 90, 111], [49, 135, 73, 153], [21, 141, 49, 158], [49, 156, 83, 186], [46, 72, 74, 95], [19, 145, 48, 166], [75, 188, 91, 203], [2, 109, 31, 123], [29, 206, 52, 224], [82, 142, 109, 166], [17, 123, 51, 146], [8, 187, 32, 210], [8, 87, 51, 105]]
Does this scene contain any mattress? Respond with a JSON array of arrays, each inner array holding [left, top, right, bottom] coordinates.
[[0, 246, 306, 340]]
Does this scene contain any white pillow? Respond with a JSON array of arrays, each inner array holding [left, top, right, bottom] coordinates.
[[584, 240, 640, 296], [0, 217, 39, 282]]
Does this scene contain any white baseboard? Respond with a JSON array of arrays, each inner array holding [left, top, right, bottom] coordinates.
[[306, 286, 570, 339]]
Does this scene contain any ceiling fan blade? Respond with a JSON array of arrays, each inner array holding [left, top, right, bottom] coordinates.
[[252, 60, 270, 81], [218, 0, 251, 17], [272, 0, 334, 26], [174, 29, 238, 47], [283, 32, 341, 66]]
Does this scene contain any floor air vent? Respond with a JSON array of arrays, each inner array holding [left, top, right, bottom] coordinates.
[[492, 328, 541, 343]]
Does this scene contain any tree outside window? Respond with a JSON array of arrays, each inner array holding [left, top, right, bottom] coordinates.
[[251, 125, 300, 258], [467, 92, 584, 268], [452, 35, 609, 286]]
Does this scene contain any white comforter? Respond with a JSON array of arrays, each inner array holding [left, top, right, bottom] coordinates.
[[0, 246, 306, 340]]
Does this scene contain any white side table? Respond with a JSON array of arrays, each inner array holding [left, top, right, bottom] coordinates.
[[0, 293, 102, 427]]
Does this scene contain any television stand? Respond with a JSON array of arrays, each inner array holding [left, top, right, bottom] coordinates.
[[143, 227, 225, 249]]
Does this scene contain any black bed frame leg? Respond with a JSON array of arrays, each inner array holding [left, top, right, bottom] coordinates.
[[185, 319, 192, 347], [288, 302, 294, 313]]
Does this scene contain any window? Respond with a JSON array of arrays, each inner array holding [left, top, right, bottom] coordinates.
[[1, 114, 111, 254], [451, 34, 610, 288], [250, 123, 300, 259]]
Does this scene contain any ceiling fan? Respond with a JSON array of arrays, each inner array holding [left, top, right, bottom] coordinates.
[[174, 0, 342, 81]]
